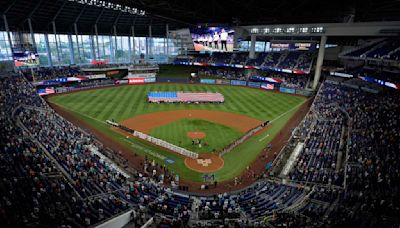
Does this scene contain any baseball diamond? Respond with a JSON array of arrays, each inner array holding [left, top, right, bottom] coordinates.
[[48, 83, 306, 183]]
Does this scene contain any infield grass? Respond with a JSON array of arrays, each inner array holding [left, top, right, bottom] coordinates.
[[150, 119, 242, 153], [48, 83, 306, 182]]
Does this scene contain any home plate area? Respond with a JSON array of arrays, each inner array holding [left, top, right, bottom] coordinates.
[[184, 154, 224, 173], [197, 158, 212, 167]]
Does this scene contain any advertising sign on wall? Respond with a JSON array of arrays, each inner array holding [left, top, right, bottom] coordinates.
[[128, 78, 145, 84]]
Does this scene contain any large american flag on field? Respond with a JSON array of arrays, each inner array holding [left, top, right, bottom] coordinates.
[[148, 92, 224, 103]]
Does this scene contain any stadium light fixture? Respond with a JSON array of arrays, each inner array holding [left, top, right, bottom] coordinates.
[[67, 0, 145, 15]]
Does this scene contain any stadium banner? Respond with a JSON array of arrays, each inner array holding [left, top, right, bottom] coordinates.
[[282, 69, 292, 73], [144, 77, 156, 83], [37, 87, 55, 96], [294, 42, 317, 51], [215, 79, 231, 85], [55, 87, 70, 94], [127, 73, 157, 78], [200, 79, 216, 84], [359, 76, 400, 90], [279, 87, 296, 94], [85, 74, 107, 79], [330, 71, 353, 78], [221, 79, 231, 85], [115, 80, 128, 84], [296, 89, 314, 97], [292, 70, 308, 74], [193, 62, 210, 67], [248, 82, 261, 88], [271, 41, 316, 51], [271, 42, 290, 49], [261, 83, 275, 90], [230, 80, 247, 86], [249, 76, 283, 84], [128, 78, 145, 84]]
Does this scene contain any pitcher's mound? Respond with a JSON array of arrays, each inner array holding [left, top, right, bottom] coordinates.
[[187, 131, 206, 139], [184, 154, 224, 173]]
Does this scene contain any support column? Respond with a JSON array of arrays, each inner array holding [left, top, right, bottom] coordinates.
[[148, 25, 152, 58], [312, 35, 327, 90], [131, 26, 135, 63], [94, 24, 100, 59], [52, 21, 61, 64], [249, 34, 256, 59], [3, 14, 13, 58], [28, 18, 36, 50], [3, 14, 14, 63], [128, 32, 132, 63], [44, 33, 52, 66], [89, 35, 95, 61], [109, 35, 114, 63], [74, 23, 81, 63], [165, 24, 169, 56], [68, 34, 75, 64], [113, 25, 117, 62]]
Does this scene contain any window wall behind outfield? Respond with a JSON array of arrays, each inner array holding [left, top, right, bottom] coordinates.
[[239, 41, 271, 52], [0, 31, 181, 66]]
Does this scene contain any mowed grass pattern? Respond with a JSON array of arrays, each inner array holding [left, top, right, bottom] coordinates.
[[49, 84, 306, 182], [150, 119, 242, 153], [50, 84, 303, 121]]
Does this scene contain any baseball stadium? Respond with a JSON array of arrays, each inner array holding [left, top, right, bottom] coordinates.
[[0, 0, 400, 227]]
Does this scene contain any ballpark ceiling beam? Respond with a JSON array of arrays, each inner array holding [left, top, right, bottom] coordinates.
[[51, 0, 67, 22], [2, 0, 18, 15], [21, 0, 44, 25], [74, 4, 87, 24]]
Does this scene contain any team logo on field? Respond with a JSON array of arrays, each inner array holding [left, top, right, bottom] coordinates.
[[197, 159, 212, 167]]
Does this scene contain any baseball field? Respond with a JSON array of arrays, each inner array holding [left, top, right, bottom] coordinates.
[[48, 83, 306, 183]]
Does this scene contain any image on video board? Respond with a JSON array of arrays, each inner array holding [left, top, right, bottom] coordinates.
[[13, 49, 40, 67], [191, 26, 234, 52]]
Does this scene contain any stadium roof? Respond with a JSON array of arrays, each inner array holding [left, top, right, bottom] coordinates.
[[1, 0, 400, 37], [135, 0, 400, 25]]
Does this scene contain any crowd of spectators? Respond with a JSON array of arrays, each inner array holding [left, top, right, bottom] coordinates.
[[272, 80, 400, 227], [197, 67, 310, 89], [344, 39, 400, 61], [174, 51, 315, 71], [2, 65, 400, 227], [21, 66, 82, 82], [198, 67, 249, 80]]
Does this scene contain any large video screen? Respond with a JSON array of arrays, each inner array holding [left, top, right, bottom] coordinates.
[[13, 50, 40, 67], [191, 26, 234, 52]]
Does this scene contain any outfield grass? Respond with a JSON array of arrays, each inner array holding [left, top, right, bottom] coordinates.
[[48, 83, 306, 182], [150, 119, 242, 153]]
